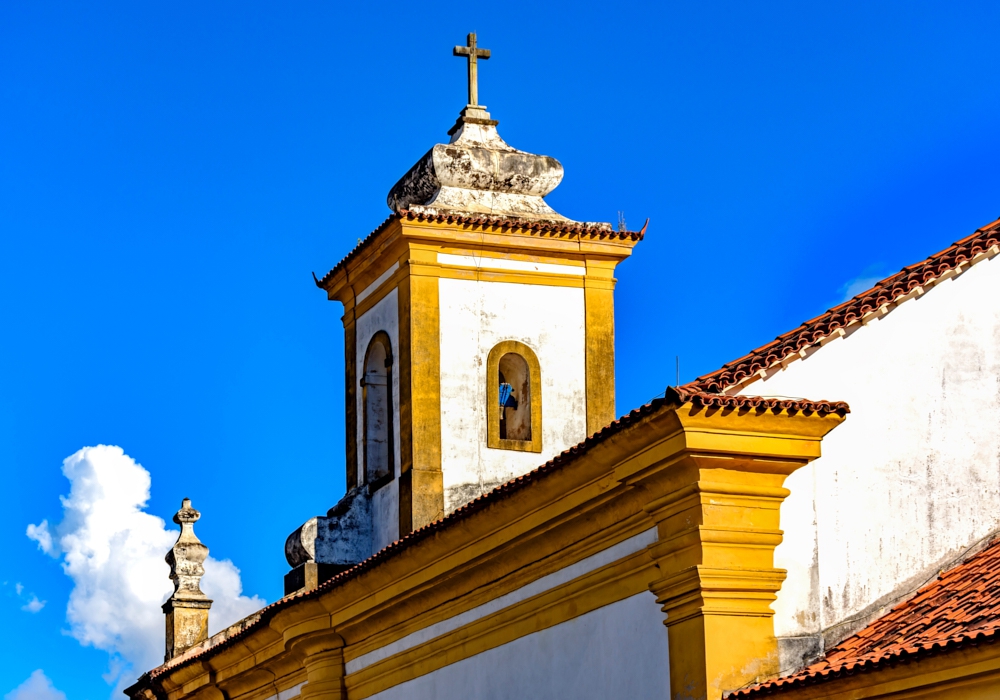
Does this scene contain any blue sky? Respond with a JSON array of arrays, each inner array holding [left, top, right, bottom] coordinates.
[[2, 2, 1000, 698]]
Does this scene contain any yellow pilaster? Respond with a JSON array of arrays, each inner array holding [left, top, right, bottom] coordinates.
[[583, 259, 618, 435], [626, 404, 845, 700], [292, 632, 347, 700], [397, 247, 443, 533]]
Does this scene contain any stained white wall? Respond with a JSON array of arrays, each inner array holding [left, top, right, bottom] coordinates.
[[366, 591, 670, 700], [437, 277, 588, 513], [737, 256, 1000, 669], [355, 288, 401, 553]]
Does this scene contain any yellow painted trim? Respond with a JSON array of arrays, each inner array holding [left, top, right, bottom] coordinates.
[[352, 265, 407, 319], [346, 549, 657, 699], [344, 513, 652, 663], [486, 340, 543, 453], [235, 671, 308, 700], [322, 217, 639, 303], [437, 253, 586, 276], [397, 255, 443, 531], [398, 218, 640, 262], [584, 261, 617, 435], [352, 261, 603, 320], [395, 274, 414, 536]]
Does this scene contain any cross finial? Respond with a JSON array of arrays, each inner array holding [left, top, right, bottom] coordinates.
[[453, 32, 490, 107]]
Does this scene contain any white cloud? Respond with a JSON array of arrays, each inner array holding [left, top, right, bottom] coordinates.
[[4, 670, 66, 700], [21, 595, 45, 613], [27, 521, 53, 555], [27, 445, 266, 694], [14, 583, 23, 595], [838, 275, 884, 302]]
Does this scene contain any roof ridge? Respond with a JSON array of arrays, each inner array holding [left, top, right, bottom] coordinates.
[[685, 217, 1000, 394]]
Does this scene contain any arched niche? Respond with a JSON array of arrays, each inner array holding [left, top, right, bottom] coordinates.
[[361, 331, 394, 490], [486, 340, 542, 453]]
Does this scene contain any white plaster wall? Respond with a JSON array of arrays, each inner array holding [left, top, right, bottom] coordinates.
[[355, 288, 401, 553], [438, 278, 588, 513], [367, 591, 670, 700], [739, 257, 1000, 657], [349, 529, 657, 673]]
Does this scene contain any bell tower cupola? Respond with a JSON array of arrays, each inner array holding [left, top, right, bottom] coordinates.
[[283, 33, 644, 595]]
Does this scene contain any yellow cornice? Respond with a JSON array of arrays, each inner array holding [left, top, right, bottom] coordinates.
[[320, 217, 639, 303]]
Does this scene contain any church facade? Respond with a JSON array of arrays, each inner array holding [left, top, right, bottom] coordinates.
[[127, 35, 1000, 700]]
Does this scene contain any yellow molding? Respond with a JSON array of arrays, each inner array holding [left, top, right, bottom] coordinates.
[[234, 670, 307, 700], [353, 257, 612, 304], [346, 549, 657, 700], [343, 513, 652, 663], [322, 217, 639, 302], [398, 218, 640, 258], [486, 340, 543, 453], [352, 265, 408, 319]]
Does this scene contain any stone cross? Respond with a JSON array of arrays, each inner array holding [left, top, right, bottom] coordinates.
[[162, 498, 213, 661], [453, 32, 490, 106]]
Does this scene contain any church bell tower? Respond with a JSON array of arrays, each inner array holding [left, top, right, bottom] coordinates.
[[283, 33, 643, 594]]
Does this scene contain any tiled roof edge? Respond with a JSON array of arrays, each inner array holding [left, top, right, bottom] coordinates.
[[314, 210, 644, 288], [733, 535, 1000, 697], [671, 387, 849, 417], [686, 218, 1000, 394], [732, 628, 1000, 698]]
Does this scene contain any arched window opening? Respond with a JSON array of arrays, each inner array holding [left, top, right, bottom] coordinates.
[[498, 354, 530, 441], [487, 341, 542, 453], [362, 332, 394, 489]]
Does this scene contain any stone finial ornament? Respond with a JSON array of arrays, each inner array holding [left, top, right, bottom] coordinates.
[[386, 32, 589, 225], [162, 498, 213, 661]]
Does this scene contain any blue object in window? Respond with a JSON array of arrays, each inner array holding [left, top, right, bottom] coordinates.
[[499, 382, 513, 408]]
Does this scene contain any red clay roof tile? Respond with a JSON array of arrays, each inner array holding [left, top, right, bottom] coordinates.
[[734, 536, 1000, 697]]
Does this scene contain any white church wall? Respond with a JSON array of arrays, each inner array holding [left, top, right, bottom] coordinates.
[[355, 287, 401, 553], [365, 592, 670, 700], [437, 276, 588, 514], [354, 529, 669, 700], [738, 255, 1000, 669]]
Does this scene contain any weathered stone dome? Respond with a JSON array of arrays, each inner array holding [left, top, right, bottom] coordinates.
[[387, 105, 571, 222]]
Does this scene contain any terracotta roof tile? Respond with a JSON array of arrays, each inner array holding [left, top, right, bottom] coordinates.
[[671, 386, 849, 417], [734, 536, 1000, 697], [131, 387, 846, 691], [314, 210, 645, 288], [685, 218, 1000, 394]]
